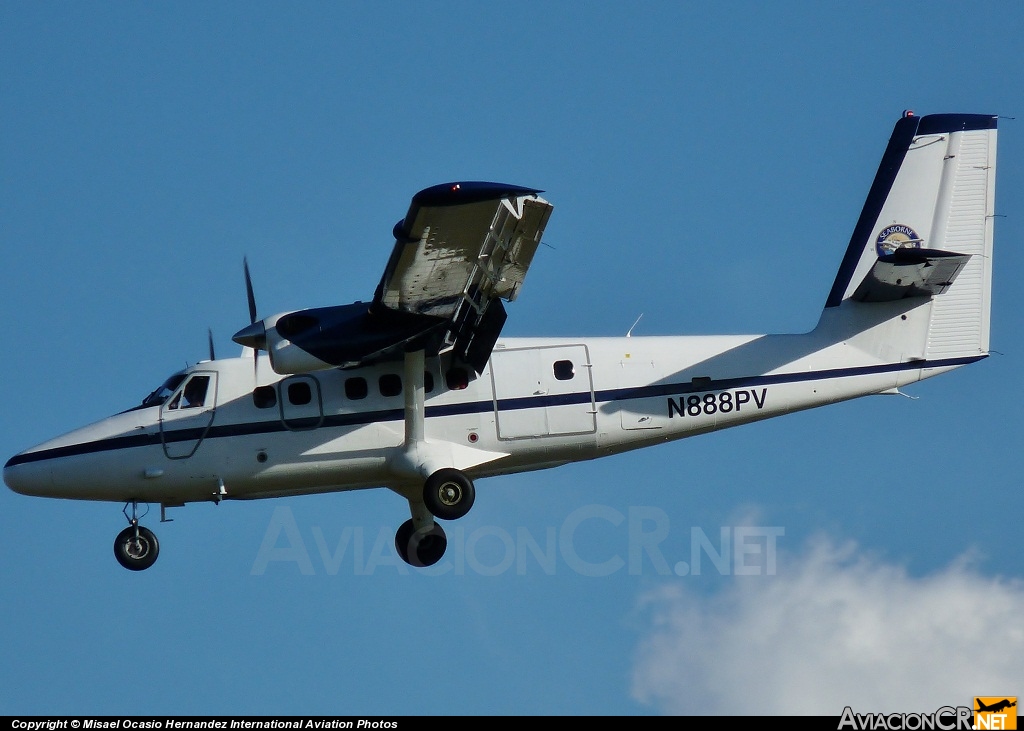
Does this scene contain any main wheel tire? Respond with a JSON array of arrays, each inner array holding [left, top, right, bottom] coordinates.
[[394, 518, 447, 567], [114, 525, 160, 571], [423, 468, 475, 520]]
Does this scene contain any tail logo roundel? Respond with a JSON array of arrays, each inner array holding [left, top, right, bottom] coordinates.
[[875, 224, 921, 256]]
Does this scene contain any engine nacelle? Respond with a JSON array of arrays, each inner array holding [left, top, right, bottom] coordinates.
[[234, 302, 447, 375], [263, 311, 335, 374]]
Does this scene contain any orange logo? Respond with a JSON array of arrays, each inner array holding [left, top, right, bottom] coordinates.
[[974, 698, 1017, 730]]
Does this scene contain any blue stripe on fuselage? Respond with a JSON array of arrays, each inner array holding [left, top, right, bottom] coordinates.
[[4, 355, 985, 468]]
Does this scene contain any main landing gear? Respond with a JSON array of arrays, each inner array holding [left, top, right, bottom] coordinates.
[[391, 349, 481, 568], [114, 501, 160, 571], [395, 518, 447, 568], [423, 468, 475, 520], [394, 468, 477, 568]]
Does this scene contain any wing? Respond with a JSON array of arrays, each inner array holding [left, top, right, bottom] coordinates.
[[234, 182, 553, 376], [373, 181, 553, 371]]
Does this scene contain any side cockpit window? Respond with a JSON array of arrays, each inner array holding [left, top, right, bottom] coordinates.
[[141, 372, 187, 408], [167, 375, 211, 410]]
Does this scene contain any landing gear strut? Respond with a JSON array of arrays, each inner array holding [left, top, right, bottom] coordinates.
[[114, 501, 160, 571], [392, 468, 475, 568], [391, 350, 479, 568]]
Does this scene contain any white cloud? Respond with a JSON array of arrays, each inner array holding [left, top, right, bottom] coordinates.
[[630, 536, 1024, 715]]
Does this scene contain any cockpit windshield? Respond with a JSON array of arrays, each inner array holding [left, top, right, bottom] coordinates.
[[140, 372, 187, 408]]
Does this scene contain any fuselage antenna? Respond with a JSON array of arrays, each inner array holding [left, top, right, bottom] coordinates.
[[626, 313, 643, 338]]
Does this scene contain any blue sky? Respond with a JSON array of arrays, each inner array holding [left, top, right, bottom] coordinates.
[[2, 1, 1023, 716]]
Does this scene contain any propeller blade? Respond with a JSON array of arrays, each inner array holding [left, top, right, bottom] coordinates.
[[244, 257, 258, 325], [241, 256, 262, 384], [235, 258, 266, 349], [207, 328, 216, 361]]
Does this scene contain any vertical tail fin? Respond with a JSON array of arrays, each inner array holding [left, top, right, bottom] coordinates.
[[821, 112, 997, 360]]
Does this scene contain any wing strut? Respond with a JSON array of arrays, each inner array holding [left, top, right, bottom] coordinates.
[[403, 349, 426, 447]]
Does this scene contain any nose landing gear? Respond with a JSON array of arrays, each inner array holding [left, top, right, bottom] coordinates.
[[114, 501, 160, 571]]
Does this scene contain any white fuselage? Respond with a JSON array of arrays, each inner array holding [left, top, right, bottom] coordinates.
[[4, 329, 968, 506]]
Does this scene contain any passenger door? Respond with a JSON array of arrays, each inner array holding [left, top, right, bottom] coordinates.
[[490, 345, 596, 439]]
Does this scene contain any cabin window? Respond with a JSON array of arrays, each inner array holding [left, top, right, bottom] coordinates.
[[379, 373, 402, 398], [345, 377, 368, 400], [553, 360, 575, 381], [253, 386, 277, 409], [287, 381, 312, 406], [445, 367, 469, 390], [424, 371, 435, 393]]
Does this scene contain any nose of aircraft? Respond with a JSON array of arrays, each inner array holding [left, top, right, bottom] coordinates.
[[3, 453, 54, 497]]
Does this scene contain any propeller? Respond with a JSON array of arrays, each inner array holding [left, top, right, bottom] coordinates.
[[207, 327, 216, 361], [232, 257, 267, 381], [245, 256, 258, 326]]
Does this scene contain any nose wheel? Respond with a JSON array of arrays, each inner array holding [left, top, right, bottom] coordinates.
[[114, 525, 160, 570], [114, 501, 160, 571]]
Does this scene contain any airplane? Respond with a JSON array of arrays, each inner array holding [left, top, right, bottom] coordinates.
[[3, 111, 999, 570], [976, 699, 1017, 714]]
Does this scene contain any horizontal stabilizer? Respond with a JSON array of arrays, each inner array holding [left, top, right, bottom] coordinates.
[[852, 247, 972, 302]]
